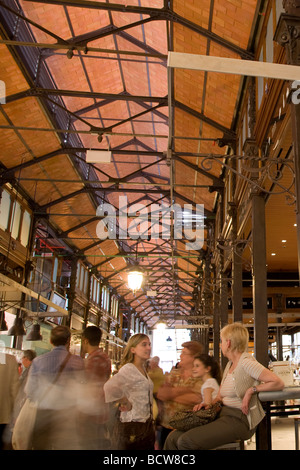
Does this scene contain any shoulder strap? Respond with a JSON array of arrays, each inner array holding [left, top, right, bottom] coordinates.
[[53, 352, 72, 384], [39, 352, 72, 404]]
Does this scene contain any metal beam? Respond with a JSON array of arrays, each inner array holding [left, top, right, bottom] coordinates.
[[23, 0, 165, 15], [36, 87, 168, 104], [23, 0, 253, 59]]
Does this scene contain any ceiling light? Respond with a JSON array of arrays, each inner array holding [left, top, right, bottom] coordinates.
[[156, 320, 167, 330], [0, 311, 7, 332], [128, 268, 144, 292], [7, 317, 26, 336], [282, 240, 287, 243], [26, 323, 43, 341], [271, 253, 276, 256]]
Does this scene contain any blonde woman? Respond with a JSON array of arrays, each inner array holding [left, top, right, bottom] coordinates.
[[104, 333, 155, 450], [164, 322, 285, 450]]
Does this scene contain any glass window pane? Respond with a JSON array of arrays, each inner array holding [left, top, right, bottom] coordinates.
[[80, 266, 84, 291], [96, 282, 100, 305], [257, 48, 264, 109], [11, 201, 21, 239], [84, 269, 88, 294], [76, 263, 80, 287], [266, 10, 273, 63], [0, 190, 11, 231], [276, 0, 284, 23], [52, 257, 58, 283], [20, 210, 31, 246]]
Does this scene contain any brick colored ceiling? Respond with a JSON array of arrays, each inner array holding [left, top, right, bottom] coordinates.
[[0, 0, 297, 329]]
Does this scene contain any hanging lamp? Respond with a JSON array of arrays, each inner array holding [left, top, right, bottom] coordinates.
[[8, 316, 26, 336], [128, 267, 144, 292], [0, 311, 7, 332], [26, 323, 43, 341]]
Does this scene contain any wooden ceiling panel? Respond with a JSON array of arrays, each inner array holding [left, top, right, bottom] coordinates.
[[0, 45, 29, 96], [0, 126, 30, 166], [173, 0, 211, 29], [212, 0, 257, 49], [18, 155, 84, 205], [66, 5, 110, 37], [89, 100, 131, 128], [20, 0, 72, 43], [49, 193, 95, 224], [0, 98, 60, 167]]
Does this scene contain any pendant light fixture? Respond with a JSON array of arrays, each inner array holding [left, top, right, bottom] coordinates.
[[7, 316, 26, 336], [156, 311, 168, 330], [26, 323, 43, 341], [0, 311, 7, 332], [127, 242, 144, 293], [156, 319, 167, 330], [128, 267, 144, 293]]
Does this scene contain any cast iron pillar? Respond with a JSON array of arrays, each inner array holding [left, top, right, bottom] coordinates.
[[251, 188, 269, 367], [275, 9, 300, 281], [228, 202, 243, 323]]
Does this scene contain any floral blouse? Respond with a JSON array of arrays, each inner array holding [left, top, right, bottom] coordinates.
[[159, 368, 203, 429]]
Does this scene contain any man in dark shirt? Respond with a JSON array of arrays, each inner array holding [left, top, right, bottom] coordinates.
[[79, 326, 111, 449]]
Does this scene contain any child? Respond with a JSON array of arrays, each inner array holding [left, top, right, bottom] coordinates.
[[192, 354, 221, 410]]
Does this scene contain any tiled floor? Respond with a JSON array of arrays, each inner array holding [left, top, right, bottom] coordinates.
[[245, 417, 298, 451]]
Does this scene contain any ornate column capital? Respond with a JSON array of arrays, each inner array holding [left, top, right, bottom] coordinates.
[[283, 0, 300, 15], [242, 138, 259, 158], [274, 13, 300, 65]]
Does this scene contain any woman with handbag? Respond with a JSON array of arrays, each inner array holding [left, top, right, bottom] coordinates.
[[164, 323, 285, 450], [104, 333, 155, 450]]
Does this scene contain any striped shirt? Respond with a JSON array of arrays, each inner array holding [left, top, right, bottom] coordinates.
[[220, 355, 264, 409]]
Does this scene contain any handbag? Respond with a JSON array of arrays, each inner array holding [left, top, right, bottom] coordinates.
[[112, 388, 155, 450], [113, 416, 155, 450], [169, 402, 222, 432], [12, 397, 37, 450], [12, 352, 71, 450]]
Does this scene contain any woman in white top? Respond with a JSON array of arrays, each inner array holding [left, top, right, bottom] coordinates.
[[191, 354, 221, 410], [164, 323, 285, 450], [104, 333, 155, 450]]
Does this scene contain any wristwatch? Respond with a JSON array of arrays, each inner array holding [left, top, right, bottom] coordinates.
[[252, 386, 258, 394]]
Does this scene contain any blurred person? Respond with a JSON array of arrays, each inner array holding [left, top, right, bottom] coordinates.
[[148, 356, 165, 396], [147, 356, 165, 449], [24, 325, 85, 450], [104, 333, 155, 450], [78, 326, 111, 449], [156, 341, 204, 448], [164, 323, 285, 450], [0, 349, 20, 450], [5, 350, 37, 447], [18, 350, 36, 404]]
